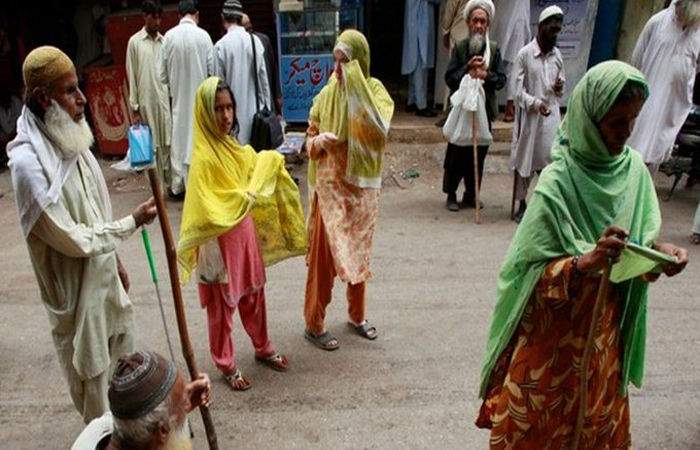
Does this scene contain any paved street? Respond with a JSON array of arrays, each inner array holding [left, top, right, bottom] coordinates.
[[0, 144, 698, 449]]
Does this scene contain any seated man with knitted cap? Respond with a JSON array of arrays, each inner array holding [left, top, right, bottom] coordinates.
[[72, 351, 211, 450], [7, 46, 158, 422]]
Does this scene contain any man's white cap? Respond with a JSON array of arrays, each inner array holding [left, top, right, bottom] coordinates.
[[539, 5, 564, 24], [462, 0, 495, 21]]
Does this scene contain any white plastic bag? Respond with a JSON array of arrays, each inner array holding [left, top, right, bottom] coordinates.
[[442, 74, 493, 146]]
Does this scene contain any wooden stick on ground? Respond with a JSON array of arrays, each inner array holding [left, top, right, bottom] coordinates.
[[572, 263, 611, 450], [146, 169, 219, 450], [472, 111, 481, 224]]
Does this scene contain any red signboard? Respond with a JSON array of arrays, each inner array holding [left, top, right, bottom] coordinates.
[[84, 65, 131, 157]]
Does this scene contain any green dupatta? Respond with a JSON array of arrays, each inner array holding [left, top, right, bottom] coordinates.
[[480, 61, 660, 397]]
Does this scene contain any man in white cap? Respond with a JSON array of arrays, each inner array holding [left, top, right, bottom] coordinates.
[[627, 0, 700, 172], [8, 46, 158, 422], [212, 0, 271, 146], [510, 5, 565, 223], [442, 0, 506, 211], [158, 0, 214, 198]]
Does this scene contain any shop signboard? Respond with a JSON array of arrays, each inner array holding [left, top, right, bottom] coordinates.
[[280, 54, 335, 122]]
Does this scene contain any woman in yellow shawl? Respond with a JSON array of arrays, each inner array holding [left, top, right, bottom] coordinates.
[[304, 30, 394, 350], [178, 77, 307, 390]]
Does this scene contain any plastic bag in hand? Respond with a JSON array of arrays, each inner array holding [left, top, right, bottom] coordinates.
[[442, 74, 493, 146], [128, 124, 154, 167]]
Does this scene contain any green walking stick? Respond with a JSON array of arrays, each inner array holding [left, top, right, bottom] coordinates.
[[140, 227, 177, 362]]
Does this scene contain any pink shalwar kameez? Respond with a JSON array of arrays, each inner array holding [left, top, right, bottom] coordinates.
[[197, 215, 275, 375]]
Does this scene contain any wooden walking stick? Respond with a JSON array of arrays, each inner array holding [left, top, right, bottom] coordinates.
[[510, 172, 518, 221], [511, 106, 522, 221], [472, 110, 481, 224], [571, 262, 612, 450], [146, 169, 218, 450]]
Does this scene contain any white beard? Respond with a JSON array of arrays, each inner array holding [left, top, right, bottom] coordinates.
[[469, 32, 486, 55], [163, 422, 193, 450], [43, 100, 94, 159]]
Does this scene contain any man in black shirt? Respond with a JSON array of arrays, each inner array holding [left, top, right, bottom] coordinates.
[[442, 0, 505, 211]]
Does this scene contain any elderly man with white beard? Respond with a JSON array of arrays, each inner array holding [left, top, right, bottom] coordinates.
[[628, 0, 700, 172], [442, 0, 505, 211], [72, 351, 211, 450], [7, 46, 158, 423]]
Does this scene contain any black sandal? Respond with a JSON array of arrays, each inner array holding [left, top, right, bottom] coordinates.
[[304, 330, 340, 351], [349, 321, 378, 340]]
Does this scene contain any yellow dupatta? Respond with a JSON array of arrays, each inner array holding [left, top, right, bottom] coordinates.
[[177, 77, 307, 284], [308, 29, 394, 189]]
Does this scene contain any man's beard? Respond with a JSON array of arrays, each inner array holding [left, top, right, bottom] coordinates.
[[469, 32, 485, 55], [44, 100, 94, 158], [541, 35, 557, 50], [679, 0, 700, 28], [163, 421, 193, 450]]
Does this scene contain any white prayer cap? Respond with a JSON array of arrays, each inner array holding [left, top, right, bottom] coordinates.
[[539, 5, 564, 24], [462, 0, 496, 22]]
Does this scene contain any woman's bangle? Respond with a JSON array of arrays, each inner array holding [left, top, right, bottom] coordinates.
[[572, 255, 581, 276]]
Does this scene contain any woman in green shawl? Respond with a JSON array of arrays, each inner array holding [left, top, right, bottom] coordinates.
[[476, 61, 689, 448]]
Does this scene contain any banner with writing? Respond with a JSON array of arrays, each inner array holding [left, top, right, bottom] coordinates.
[[530, 0, 590, 60], [530, 0, 599, 99], [281, 54, 335, 123]]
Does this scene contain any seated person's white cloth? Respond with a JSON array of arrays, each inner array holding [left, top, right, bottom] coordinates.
[[71, 412, 113, 450]]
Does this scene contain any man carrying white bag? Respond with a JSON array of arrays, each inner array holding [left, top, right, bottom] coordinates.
[[443, 74, 493, 147], [443, 74, 492, 222], [440, 0, 505, 214]]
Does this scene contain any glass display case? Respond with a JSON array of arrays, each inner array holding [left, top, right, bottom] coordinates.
[[277, 0, 363, 123]]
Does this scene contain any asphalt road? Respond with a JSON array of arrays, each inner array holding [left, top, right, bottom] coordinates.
[[0, 151, 698, 449]]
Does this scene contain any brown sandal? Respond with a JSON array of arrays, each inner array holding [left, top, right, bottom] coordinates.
[[223, 369, 252, 391], [255, 353, 289, 372]]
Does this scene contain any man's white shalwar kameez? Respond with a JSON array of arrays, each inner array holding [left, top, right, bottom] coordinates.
[[126, 28, 172, 187], [71, 412, 114, 450], [159, 17, 213, 193], [510, 39, 564, 201], [628, 3, 700, 170], [212, 24, 270, 146], [436, 0, 469, 109], [8, 107, 137, 423], [493, 0, 531, 104]]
